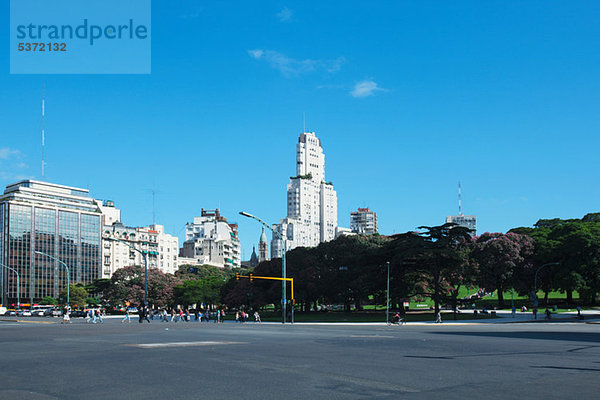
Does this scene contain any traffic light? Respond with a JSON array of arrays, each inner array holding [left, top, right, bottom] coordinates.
[[249, 274, 253, 282], [235, 273, 240, 280]]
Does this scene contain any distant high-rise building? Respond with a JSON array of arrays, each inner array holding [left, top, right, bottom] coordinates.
[[0, 180, 101, 306], [181, 209, 241, 269], [446, 182, 476, 236], [258, 226, 269, 262], [445, 214, 477, 234], [271, 131, 338, 258], [350, 208, 378, 234]]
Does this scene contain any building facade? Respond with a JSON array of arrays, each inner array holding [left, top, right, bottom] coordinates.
[[0, 180, 101, 305], [101, 222, 179, 278], [445, 214, 477, 236], [181, 209, 241, 269], [271, 131, 338, 258], [350, 208, 378, 234]]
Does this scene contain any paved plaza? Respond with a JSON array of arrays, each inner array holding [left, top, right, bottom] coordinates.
[[0, 317, 598, 399]]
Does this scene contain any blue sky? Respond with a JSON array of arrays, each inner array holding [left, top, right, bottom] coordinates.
[[1, 1, 599, 260]]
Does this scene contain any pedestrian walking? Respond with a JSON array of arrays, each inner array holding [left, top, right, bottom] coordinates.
[[143, 306, 151, 323], [62, 306, 71, 324], [545, 308, 551, 320], [435, 311, 442, 323], [577, 306, 582, 320], [86, 309, 93, 323], [254, 311, 261, 324], [122, 308, 131, 323], [235, 311, 239, 323], [220, 310, 225, 323], [96, 309, 103, 324]]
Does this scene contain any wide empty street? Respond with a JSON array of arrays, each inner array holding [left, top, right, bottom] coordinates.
[[0, 318, 598, 399]]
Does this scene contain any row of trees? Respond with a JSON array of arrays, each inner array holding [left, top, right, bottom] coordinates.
[[223, 213, 600, 313], [57, 214, 600, 312]]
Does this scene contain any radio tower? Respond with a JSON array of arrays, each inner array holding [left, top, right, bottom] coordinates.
[[42, 85, 45, 179]]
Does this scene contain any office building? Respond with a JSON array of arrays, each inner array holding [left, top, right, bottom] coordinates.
[[0, 180, 101, 305]]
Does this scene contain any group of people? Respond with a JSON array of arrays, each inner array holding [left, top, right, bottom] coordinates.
[[118, 305, 267, 324], [86, 308, 105, 324], [234, 311, 261, 323], [121, 306, 228, 324]]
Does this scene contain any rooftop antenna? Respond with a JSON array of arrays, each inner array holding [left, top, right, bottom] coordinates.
[[41, 85, 45, 179], [458, 181, 462, 215], [303, 112, 306, 133], [152, 188, 156, 225]]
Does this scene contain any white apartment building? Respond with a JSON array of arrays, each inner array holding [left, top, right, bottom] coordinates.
[[100, 203, 179, 277], [271, 131, 338, 258], [350, 208, 378, 235], [151, 224, 179, 274], [180, 209, 241, 269]]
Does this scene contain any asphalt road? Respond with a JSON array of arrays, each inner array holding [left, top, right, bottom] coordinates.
[[0, 318, 598, 399]]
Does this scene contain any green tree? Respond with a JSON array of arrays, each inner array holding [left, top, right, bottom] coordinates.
[[408, 224, 474, 315], [40, 296, 58, 305], [472, 232, 534, 308], [59, 284, 89, 308], [105, 265, 180, 308], [175, 276, 225, 307]]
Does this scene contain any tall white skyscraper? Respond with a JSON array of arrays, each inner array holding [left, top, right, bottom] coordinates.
[[271, 131, 338, 258]]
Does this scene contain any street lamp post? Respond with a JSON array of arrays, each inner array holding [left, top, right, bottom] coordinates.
[[35, 251, 69, 307], [106, 237, 148, 307], [0, 262, 20, 309], [386, 261, 390, 324], [240, 211, 291, 324], [533, 262, 559, 319]]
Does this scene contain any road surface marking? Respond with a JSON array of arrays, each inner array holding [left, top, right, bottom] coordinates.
[[129, 341, 245, 348]]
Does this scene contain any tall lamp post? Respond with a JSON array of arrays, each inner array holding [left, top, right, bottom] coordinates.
[[35, 251, 69, 307], [1, 262, 20, 309], [240, 211, 291, 324], [386, 261, 390, 324], [105, 237, 148, 307], [533, 262, 559, 319]]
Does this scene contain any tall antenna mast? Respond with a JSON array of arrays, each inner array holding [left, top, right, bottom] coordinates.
[[458, 181, 462, 215], [152, 188, 156, 225], [42, 85, 45, 179], [303, 112, 306, 133]]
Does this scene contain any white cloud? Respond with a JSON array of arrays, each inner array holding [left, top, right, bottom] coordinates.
[[0, 147, 20, 160], [276, 7, 293, 22], [350, 80, 386, 98], [248, 49, 345, 77], [248, 49, 264, 59]]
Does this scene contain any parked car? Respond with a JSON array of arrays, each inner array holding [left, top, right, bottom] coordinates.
[[17, 310, 32, 317], [69, 310, 87, 318], [32, 309, 46, 317], [4, 309, 17, 316]]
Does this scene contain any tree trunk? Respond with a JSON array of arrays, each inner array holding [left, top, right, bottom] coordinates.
[[497, 287, 505, 308], [433, 271, 440, 315], [566, 290, 573, 304], [544, 290, 549, 306]]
